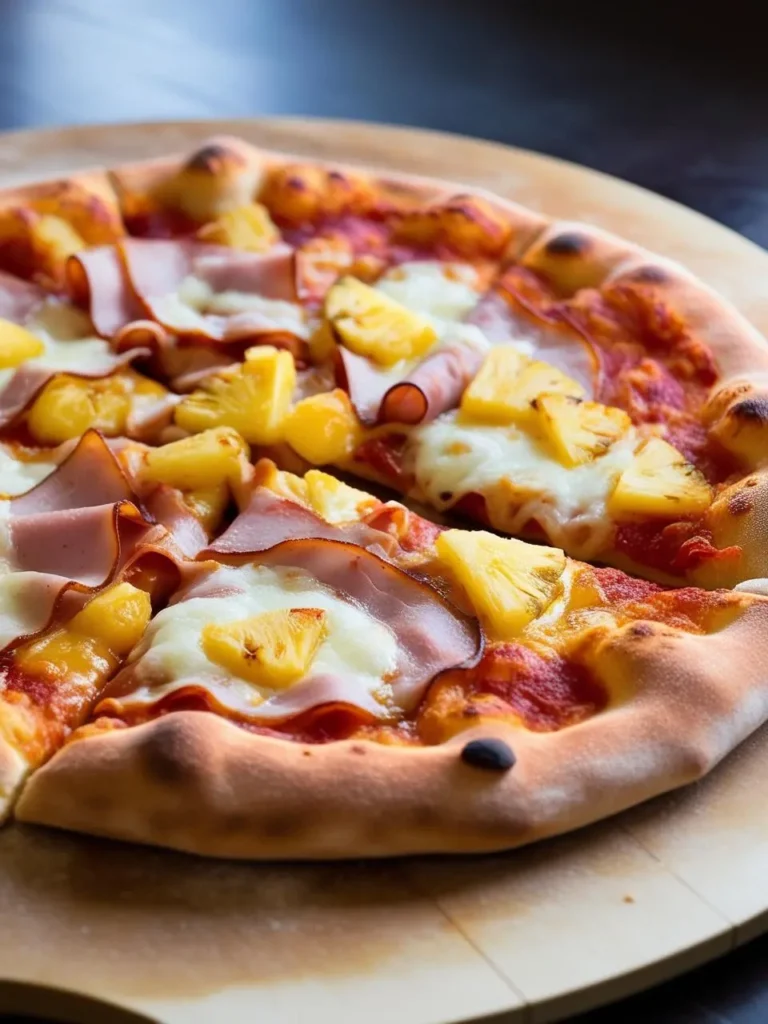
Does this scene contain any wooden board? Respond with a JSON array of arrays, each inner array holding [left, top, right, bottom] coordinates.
[[1, 117, 767, 1024]]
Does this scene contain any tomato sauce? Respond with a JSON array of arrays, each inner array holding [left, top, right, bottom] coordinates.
[[457, 642, 607, 731]]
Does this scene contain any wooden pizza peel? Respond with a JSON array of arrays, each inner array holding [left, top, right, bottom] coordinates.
[[0, 118, 766, 1024]]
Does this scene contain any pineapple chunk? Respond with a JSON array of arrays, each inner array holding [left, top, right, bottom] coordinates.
[[461, 348, 584, 425], [196, 202, 280, 251], [27, 374, 129, 444], [303, 469, 377, 523], [31, 214, 87, 266], [284, 389, 363, 465], [68, 582, 152, 656], [608, 437, 713, 518], [141, 426, 250, 491], [16, 582, 151, 681], [174, 345, 296, 444], [201, 608, 328, 688], [26, 370, 167, 445], [183, 483, 230, 533], [535, 394, 631, 466], [261, 463, 376, 523], [0, 319, 44, 369], [435, 529, 567, 636], [325, 276, 436, 366]]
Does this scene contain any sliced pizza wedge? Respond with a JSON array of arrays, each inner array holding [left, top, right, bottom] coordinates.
[[13, 460, 768, 858]]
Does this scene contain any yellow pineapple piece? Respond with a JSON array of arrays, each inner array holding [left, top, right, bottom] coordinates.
[[435, 528, 566, 636], [535, 394, 631, 466], [68, 582, 152, 656], [608, 437, 713, 518], [27, 374, 129, 444], [0, 319, 44, 369], [303, 469, 377, 523], [174, 345, 296, 444], [16, 582, 151, 682], [201, 608, 328, 689], [182, 483, 230, 533], [196, 202, 280, 251], [284, 389, 363, 465], [141, 426, 249, 492], [325, 276, 436, 366], [461, 348, 584, 425], [31, 214, 87, 266]]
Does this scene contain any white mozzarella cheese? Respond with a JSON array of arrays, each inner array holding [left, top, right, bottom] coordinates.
[[406, 413, 638, 558], [174, 275, 309, 338], [121, 563, 400, 719]]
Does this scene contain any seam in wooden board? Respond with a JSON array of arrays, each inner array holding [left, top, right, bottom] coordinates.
[[617, 820, 738, 949], [397, 864, 530, 1021]]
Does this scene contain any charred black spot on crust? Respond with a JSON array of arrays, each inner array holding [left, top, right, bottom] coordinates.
[[327, 170, 346, 182], [350, 744, 366, 755], [439, 490, 454, 502], [185, 143, 231, 173], [545, 232, 588, 257], [628, 622, 654, 639], [287, 175, 308, 191], [461, 738, 516, 772], [729, 491, 754, 516], [732, 397, 768, 424], [626, 265, 669, 285]]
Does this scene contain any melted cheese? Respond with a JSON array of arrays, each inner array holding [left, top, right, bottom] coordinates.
[[0, 445, 56, 497], [376, 261, 481, 322], [171, 275, 309, 338], [0, 571, 56, 645], [120, 563, 400, 718], [407, 414, 638, 558]]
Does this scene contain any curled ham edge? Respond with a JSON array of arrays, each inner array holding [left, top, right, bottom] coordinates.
[[98, 537, 483, 726], [334, 286, 600, 427], [0, 431, 186, 653], [202, 486, 399, 561], [68, 239, 304, 348]]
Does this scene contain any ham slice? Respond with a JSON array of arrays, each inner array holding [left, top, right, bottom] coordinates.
[[254, 538, 482, 715], [379, 341, 486, 425], [0, 272, 47, 323], [103, 538, 481, 721], [66, 246, 145, 338], [119, 238, 302, 344], [203, 487, 396, 560], [142, 485, 209, 558], [471, 288, 598, 396], [0, 571, 91, 650]]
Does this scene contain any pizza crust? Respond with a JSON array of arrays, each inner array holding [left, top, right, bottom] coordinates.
[[15, 597, 768, 858]]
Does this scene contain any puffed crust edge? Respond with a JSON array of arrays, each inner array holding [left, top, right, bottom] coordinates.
[[15, 598, 768, 859]]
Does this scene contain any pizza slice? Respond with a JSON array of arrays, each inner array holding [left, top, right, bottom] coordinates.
[[13, 457, 768, 858]]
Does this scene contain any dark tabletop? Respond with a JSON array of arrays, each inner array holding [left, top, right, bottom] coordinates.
[[0, 1, 766, 1022]]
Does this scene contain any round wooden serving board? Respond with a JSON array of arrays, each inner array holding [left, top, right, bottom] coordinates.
[[1, 118, 767, 1024]]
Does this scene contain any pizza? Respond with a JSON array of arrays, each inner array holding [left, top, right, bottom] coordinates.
[[0, 134, 765, 858]]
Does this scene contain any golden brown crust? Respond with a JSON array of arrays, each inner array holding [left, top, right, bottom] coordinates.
[[0, 169, 125, 245], [15, 598, 768, 858]]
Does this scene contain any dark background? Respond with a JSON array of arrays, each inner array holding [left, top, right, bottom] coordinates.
[[0, 1, 766, 1022]]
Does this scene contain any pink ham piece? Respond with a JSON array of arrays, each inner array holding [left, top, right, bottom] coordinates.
[[66, 246, 145, 338], [0, 572, 92, 651], [202, 487, 396, 560], [470, 288, 599, 396], [142, 485, 209, 558], [0, 271, 47, 323], [8, 430, 154, 585], [379, 341, 486, 425], [101, 537, 482, 721], [119, 238, 301, 344]]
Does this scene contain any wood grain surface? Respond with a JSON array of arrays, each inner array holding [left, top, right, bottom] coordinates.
[[0, 118, 766, 1024]]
